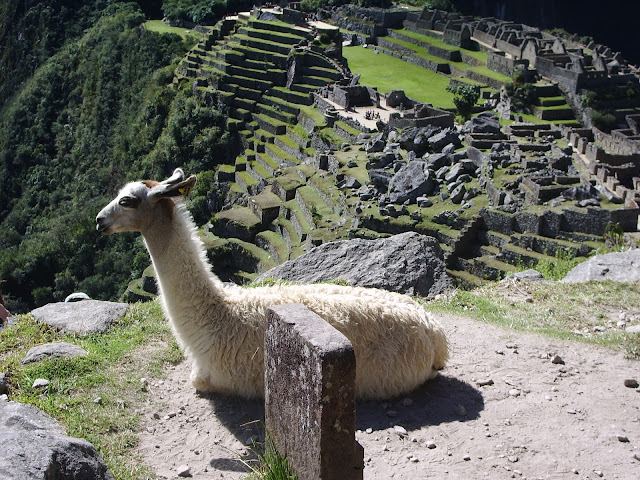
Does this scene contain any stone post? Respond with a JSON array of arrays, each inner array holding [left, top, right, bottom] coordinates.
[[264, 303, 364, 480]]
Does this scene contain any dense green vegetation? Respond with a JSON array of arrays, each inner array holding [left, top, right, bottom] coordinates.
[[0, 3, 231, 312]]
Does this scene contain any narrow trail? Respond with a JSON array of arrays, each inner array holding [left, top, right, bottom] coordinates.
[[136, 313, 640, 479]]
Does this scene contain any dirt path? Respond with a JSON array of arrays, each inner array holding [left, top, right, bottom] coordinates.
[[136, 313, 640, 479]]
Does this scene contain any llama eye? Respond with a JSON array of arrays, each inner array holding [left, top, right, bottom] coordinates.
[[118, 196, 140, 208]]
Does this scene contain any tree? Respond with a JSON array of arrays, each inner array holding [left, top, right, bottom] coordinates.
[[446, 83, 481, 120]]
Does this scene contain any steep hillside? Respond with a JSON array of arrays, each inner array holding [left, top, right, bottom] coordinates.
[[0, 5, 230, 312]]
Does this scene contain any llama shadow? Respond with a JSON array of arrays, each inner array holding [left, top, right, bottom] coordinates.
[[199, 372, 483, 467], [356, 374, 484, 433], [201, 392, 265, 473]]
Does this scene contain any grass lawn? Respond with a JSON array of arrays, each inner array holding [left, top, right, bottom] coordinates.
[[343, 45, 456, 109], [143, 20, 205, 42]]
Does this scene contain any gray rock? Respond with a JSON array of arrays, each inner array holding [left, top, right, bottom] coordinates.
[[30, 300, 129, 335], [450, 184, 466, 204], [624, 379, 639, 388], [256, 232, 452, 297], [626, 325, 640, 333], [368, 169, 393, 190], [562, 249, 640, 283], [445, 163, 466, 183], [0, 399, 114, 479], [32, 378, 50, 389], [388, 161, 436, 204], [502, 269, 545, 282], [367, 152, 395, 169], [22, 342, 89, 365], [417, 197, 433, 208], [425, 152, 451, 170], [464, 112, 500, 133], [428, 129, 461, 152]]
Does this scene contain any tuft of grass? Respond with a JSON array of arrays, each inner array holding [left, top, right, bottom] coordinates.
[[0, 300, 182, 480], [243, 431, 297, 480], [428, 281, 640, 358], [533, 248, 580, 280]]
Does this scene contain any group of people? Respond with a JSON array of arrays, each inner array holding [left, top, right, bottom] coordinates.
[[364, 109, 381, 120]]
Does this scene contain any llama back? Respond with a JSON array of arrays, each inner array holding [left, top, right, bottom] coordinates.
[[217, 283, 448, 399]]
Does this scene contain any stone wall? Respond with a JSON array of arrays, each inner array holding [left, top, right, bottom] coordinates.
[[487, 51, 529, 77]]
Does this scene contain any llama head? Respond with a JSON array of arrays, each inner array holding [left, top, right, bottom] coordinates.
[[96, 168, 197, 234]]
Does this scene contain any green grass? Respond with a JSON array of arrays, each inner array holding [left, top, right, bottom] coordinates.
[[143, 20, 205, 42], [428, 281, 640, 358], [392, 28, 488, 64], [342, 46, 456, 109], [0, 301, 182, 479]]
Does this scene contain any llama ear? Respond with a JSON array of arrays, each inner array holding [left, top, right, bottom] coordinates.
[[161, 168, 185, 186], [148, 175, 197, 202]]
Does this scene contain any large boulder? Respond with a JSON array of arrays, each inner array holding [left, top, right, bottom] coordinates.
[[388, 160, 436, 204], [463, 111, 501, 134], [562, 249, 640, 283], [256, 232, 452, 297], [0, 399, 114, 479], [30, 300, 129, 335], [428, 128, 462, 152]]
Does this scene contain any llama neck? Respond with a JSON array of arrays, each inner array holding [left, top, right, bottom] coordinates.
[[141, 203, 225, 312]]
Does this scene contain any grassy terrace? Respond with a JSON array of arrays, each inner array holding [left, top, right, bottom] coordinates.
[[393, 28, 489, 64], [342, 45, 456, 109], [143, 20, 206, 42]]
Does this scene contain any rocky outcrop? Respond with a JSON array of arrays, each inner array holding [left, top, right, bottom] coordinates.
[[30, 300, 129, 335], [562, 249, 640, 283], [0, 399, 114, 479], [21, 342, 88, 365], [256, 231, 452, 297]]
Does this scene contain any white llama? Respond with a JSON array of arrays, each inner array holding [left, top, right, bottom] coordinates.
[[96, 169, 449, 399]]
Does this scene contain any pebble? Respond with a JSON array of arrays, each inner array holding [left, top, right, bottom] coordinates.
[[624, 379, 639, 388], [402, 398, 413, 407], [633, 453, 640, 461], [93, 397, 103, 405], [365, 427, 373, 434], [176, 465, 191, 477], [410, 456, 419, 463], [32, 379, 49, 389], [426, 440, 437, 449], [571, 468, 579, 474], [594, 471, 603, 477], [463, 454, 471, 461], [394, 425, 408, 437], [617, 435, 630, 443], [152, 412, 160, 420], [508, 456, 519, 463], [509, 389, 521, 397], [477, 378, 494, 387], [550, 354, 565, 365]]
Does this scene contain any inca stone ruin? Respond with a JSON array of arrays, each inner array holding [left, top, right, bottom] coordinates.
[[124, 3, 640, 299]]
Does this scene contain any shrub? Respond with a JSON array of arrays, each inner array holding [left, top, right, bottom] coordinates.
[[589, 109, 617, 132], [445, 84, 480, 120]]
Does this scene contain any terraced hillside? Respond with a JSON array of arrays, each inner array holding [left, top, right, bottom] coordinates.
[[126, 9, 639, 300]]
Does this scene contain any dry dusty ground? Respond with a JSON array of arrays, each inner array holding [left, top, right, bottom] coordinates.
[[136, 312, 640, 480]]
